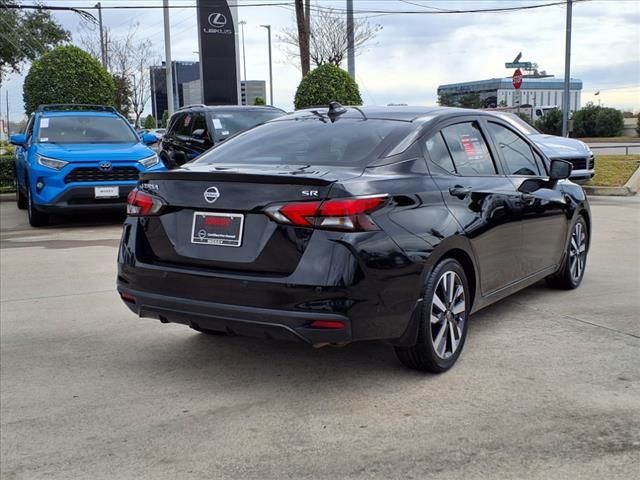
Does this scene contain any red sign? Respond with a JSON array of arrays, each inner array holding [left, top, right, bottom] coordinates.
[[512, 68, 523, 90]]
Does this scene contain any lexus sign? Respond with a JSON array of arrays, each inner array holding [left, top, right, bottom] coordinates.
[[197, 0, 239, 105]]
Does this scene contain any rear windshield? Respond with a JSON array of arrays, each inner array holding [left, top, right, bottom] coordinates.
[[194, 118, 405, 167], [37, 115, 138, 144], [209, 110, 285, 141]]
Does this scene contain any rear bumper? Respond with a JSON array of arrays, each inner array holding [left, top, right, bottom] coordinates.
[[117, 285, 352, 346]]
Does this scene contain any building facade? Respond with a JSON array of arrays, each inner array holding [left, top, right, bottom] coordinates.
[[437, 77, 583, 111], [150, 61, 200, 124], [240, 81, 267, 106]]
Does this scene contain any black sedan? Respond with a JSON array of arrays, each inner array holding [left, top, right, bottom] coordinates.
[[117, 104, 590, 373]]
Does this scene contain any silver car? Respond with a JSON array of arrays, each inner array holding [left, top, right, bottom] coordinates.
[[489, 112, 595, 184]]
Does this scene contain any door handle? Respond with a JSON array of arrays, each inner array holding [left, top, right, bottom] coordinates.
[[449, 185, 472, 199], [520, 193, 535, 204]]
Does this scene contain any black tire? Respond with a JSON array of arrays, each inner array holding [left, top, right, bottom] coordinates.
[[27, 181, 49, 228], [16, 182, 27, 210], [395, 258, 470, 373], [190, 325, 228, 336], [546, 215, 588, 290]]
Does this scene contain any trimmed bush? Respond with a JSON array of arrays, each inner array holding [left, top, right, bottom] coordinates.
[[572, 103, 624, 137], [294, 64, 362, 110], [23, 45, 115, 114], [143, 114, 156, 129], [534, 108, 563, 136], [253, 96, 266, 106], [0, 154, 15, 192]]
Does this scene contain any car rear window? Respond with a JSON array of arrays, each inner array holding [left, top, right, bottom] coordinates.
[[194, 118, 405, 167], [209, 110, 285, 141], [37, 115, 138, 144]]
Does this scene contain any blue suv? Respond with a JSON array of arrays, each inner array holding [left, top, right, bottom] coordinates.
[[10, 104, 166, 226]]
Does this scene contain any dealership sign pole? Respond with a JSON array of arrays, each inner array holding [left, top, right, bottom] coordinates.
[[197, 0, 241, 105]]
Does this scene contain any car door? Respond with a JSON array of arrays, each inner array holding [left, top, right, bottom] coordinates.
[[484, 120, 569, 278], [423, 118, 525, 295], [184, 111, 213, 159]]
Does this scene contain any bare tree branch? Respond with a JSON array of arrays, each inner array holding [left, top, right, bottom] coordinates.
[[279, 5, 381, 71]]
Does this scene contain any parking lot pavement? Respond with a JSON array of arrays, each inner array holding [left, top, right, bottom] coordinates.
[[1, 197, 639, 480]]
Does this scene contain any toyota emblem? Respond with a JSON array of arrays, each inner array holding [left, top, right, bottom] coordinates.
[[204, 186, 220, 204], [99, 161, 112, 172]]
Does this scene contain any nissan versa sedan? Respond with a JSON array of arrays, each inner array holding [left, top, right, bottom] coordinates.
[[117, 105, 590, 373]]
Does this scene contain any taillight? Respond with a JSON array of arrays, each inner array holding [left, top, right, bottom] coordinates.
[[126, 189, 165, 216], [264, 195, 388, 231]]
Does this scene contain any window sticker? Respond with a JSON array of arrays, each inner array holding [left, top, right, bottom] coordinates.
[[221, 130, 229, 136], [40, 118, 49, 128], [212, 119, 223, 129], [40, 137, 49, 142]]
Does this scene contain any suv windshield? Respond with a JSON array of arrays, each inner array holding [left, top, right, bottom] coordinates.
[[38, 115, 139, 144], [194, 118, 406, 167], [209, 110, 285, 141]]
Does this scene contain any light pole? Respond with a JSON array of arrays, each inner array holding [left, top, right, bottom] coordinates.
[[561, 0, 572, 137], [260, 25, 273, 105], [95, 2, 106, 68], [163, 0, 174, 115], [239, 20, 247, 82]]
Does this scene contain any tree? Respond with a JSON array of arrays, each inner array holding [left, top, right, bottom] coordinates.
[[161, 110, 169, 128], [280, 4, 381, 72], [437, 93, 455, 107], [534, 108, 563, 136], [23, 45, 115, 114], [458, 94, 482, 109], [80, 22, 156, 127], [294, 64, 362, 110], [112, 74, 133, 117], [0, 0, 70, 82], [253, 96, 266, 106], [143, 114, 156, 129], [572, 103, 624, 137]]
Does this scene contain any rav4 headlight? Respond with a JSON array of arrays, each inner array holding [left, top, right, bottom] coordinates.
[[36, 155, 68, 170], [138, 154, 160, 169]]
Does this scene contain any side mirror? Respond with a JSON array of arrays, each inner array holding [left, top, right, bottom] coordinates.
[[549, 159, 572, 180], [192, 129, 206, 139], [142, 133, 158, 145], [10, 133, 28, 146]]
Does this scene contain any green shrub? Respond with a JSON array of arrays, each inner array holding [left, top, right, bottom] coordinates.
[[0, 154, 16, 192], [294, 64, 362, 110], [161, 110, 169, 128], [143, 114, 156, 129], [572, 103, 624, 137], [23, 45, 116, 114], [253, 96, 266, 106], [534, 108, 563, 135]]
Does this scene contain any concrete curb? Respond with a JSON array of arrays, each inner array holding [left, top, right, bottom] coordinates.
[[583, 164, 640, 197], [0, 193, 14, 203]]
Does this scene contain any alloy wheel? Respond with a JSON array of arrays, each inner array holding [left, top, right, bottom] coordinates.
[[430, 271, 466, 359], [569, 221, 587, 282]]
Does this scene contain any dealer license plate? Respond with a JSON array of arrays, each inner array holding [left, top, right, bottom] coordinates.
[[191, 212, 244, 247]]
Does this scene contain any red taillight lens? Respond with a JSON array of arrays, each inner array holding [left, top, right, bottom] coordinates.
[[127, 189, 165, 216], [309, 320, 345, 329], [265, 195, 387, 231]]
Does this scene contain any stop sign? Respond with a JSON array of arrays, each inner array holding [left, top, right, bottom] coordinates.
[[512, 68, 523, 90]]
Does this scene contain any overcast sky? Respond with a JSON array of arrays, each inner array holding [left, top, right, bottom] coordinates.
[[2, 0, 639, 121]]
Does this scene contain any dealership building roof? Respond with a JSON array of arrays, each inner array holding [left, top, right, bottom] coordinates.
[[438, 77, 583, 93]]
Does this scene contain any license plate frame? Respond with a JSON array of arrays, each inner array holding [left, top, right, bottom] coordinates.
[[94, 186, 119, 199], [191, 211, 244, 248]]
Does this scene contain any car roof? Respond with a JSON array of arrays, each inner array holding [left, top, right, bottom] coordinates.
[[176, 105, 286, 113], [39, 111, 120, 117], [289, 106, 496, 122]]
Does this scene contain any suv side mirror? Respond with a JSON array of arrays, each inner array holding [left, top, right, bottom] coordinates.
[[142, 133, 158, 145], [10, 133, 28, 146], [549, 159, 572, 180]]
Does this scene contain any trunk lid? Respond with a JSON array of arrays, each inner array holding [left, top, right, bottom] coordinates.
[[136, 164, 363, 275]]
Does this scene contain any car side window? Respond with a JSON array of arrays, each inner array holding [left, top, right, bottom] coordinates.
[[166, 114, 182, 137], [441, 122, 497, 176], [424, 132, 456, 174], [487, 122, 541, 176], [24, 115, 35, 143], [174, 113, 192, 137], [191, 113, 208, 138]]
